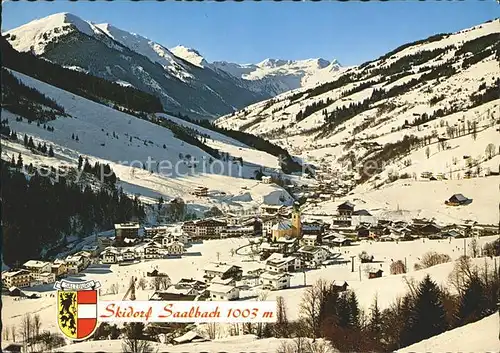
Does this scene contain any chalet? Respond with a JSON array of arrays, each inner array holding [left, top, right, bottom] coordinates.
[[144, 226, 172, 238], [221, 225, 254, 238], [165, 284, 199, 296], [36, 272, 56, 285], [51, 262, 67, 277], [144, 242, 162, 259], [369, 269, 383, 279], [259, 271, 291, 290], [261, 176, 272, 184], [418, 223, 442, 236], [331, 237, 353, 246], [182, 219, 227, 239], [101, 248, 119, 264], [351, 209, 377, 226], [302, 221, 324, 236], [207, 283, 239, 301], [193, 186, 209, 197], [74, 251, 93, 267], [114, 222, 140, 240], [446, 194, 472, 206], [260, 204, 286, 216], [150, 291, 197, 301], [177, 278, 207, 291], [173, 331, 209, 345], [3, 270, 31, 288], [165, 241, 184, 255], [356, 225, 371, 238], [65, 255, 87, 273], [439, 230, 462, 239], [81, 245, 100, 257], [265, 253, 301, 272], [2, 342, 24, 353], [301, 234, 318, 247], [120, 248, 137, 262], [152, 234, 170, 248], [211, 276, 236, 286], [298, 246, 329, 266], [337, 201, 355, 217], [332, 281, 349, 292], [23, 260, 51, 274], [204, 263, 243, 281]]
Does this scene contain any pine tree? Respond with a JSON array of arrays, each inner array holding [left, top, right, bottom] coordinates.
[[28, 137, 34, 148], [78, 155, 83, 170], [72, 133, 75, 140], [369, 296, 383, 343], [16, 153, 23, 169], [75, 135, 79, 141], [48, 146, 54, 157], [408, 275, 448, 345], [348, 291, 360, 329], [10, 155, 15, 165], [23, 134, 28, 146]]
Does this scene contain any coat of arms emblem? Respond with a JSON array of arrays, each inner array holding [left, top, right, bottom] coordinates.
[[54, 279, 101, 340]]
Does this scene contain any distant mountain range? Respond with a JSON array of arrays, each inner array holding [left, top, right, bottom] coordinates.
[[4, 13, 341, 119]]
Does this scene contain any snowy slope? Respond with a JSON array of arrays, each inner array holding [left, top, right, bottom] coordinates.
[[211, 57, 343, 95], [171, 45, 208, 68], [398, 313, 500, 353], [1, 69, 295, 215], [216, 18, 500, 189]]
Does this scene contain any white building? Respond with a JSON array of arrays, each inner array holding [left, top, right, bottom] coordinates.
[[259, 271, 291, 290], [101, 248, 119, 264], [298, 246, 329, 266], [166, 241, 184, 255], [120, 248, 137, 262], [265, 253, 301, 272], [261, 176, 272, 184], [301, 234, 317, 247], [207, 283, 239, 301], [23, 260, 51, 274], [351, 209, 377, 227]]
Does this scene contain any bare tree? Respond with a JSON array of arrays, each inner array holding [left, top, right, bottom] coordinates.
[[469, 237, 479, 258], [33, 314, 41, 339], [300, 279, 331, 340], [109, 283, 119, 295], [203, 323, 220, 340], [122, 339, 156, 353], [151, 276, 171, 291], [137, 277, 147, 290], [425, 146, 430, 159], [3, 324, 10, 341], [20, 313, 32, 352], [390, 260, 407, 275], [414, 251, 451, 270], [448, 255, 475, 296], [485, 143, 496, 160], [11, 325, 16, 342]]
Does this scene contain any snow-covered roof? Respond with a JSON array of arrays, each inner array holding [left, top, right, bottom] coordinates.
[[352, 209, 372, 216], [211, 276, 234, 285], [207, 283, 237, 294], [204, 263, 240, 274], [260, 271, 291, 280], [272, 220, 292, 231], [23, 260, 50, 268], [114, 223, 140, 230], [3, 269, 30, 277]]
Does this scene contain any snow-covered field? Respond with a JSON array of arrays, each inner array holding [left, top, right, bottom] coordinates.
[[305, 176, 500, 225], [3, 235, 498, 337]]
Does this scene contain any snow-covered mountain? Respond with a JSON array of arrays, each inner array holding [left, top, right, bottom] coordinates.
[[170, 45, 208, 68], [3, 13, 270, 120], [210, 57, 343, 95], [216, 18, 500, 189]]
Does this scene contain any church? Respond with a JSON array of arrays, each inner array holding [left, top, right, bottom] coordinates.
[[270, 203, 302, 242]]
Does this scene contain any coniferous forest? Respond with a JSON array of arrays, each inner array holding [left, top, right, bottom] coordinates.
[[1, 158, 145, 266]]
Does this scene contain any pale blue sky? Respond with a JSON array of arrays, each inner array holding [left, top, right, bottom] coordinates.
[[2, 1, 498, 66]]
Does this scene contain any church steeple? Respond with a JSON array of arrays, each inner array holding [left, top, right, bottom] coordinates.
[[292, 202, 302, 238]]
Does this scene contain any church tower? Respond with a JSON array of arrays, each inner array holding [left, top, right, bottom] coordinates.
[[291, 202, 302, 238]]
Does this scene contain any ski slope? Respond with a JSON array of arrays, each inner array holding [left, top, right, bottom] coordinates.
[[1, 69, 295, 214]]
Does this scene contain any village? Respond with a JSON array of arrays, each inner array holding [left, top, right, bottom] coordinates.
[[3, 183, 497, 304]]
